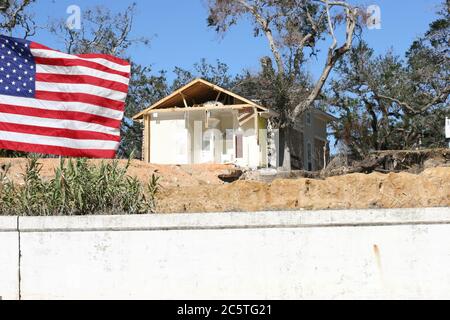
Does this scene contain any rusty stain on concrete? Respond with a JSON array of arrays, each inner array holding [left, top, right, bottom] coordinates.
[[373, 244, 382, 272], [373, 244, 388, 294]]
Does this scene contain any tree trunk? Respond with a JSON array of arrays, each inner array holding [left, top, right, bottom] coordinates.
[[279, 127, 292, 171]]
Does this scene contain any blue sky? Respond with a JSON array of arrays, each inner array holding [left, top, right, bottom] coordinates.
[[23, 0, 443, 82]]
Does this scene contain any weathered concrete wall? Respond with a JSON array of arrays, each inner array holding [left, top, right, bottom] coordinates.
[[1, 207, 450, 300], [0, 217, 19, 300]]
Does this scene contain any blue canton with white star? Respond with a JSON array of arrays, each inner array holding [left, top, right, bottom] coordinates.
[[0, 35, 36, 98]]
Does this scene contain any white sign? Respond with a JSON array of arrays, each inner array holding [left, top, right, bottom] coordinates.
[[446, 117, 450, 139]]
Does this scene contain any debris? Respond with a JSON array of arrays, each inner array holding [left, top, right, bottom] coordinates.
[[218, 170, 243, 183]]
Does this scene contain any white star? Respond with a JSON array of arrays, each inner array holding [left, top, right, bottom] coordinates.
[[23, 83, 27, 87], [25, 59, 28, 63], [13, 57, 17, 61], [14, 42, 18, 46], [19, 64, 22, 68], [24, 43, 27, 47], [28, 89, 32, 93], [12, 69, 16, 73], [5, 40, 9, 43], [24, 71, 28, 75], [7, 51, 11, 54], [0, 67, 3, 71], [29, 77, 33, 81], [1, 44, 4, 48], [30, 66, 34, 69], [0, 56, 4, 59], [5, 86, 8, 90], [6, 62, 10, 66], [17, 88, 20, 92], [18, 76, 22, 80], [11, 81, 15, 85], [6, 74, 10, 78], [0, 79, 3, 83]]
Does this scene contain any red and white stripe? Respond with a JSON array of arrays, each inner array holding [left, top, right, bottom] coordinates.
[[0, 42, 130, 158]]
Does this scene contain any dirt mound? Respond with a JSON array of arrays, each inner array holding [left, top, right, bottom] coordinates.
[[0, 158, 233, 188], [156, 167, 450, 213], [2, 157, 448, 214]]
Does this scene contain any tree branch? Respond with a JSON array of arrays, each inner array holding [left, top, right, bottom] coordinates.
[[377, 85, 450, 115], [236, 0, 285, 75], [290, 1, 357, 121]]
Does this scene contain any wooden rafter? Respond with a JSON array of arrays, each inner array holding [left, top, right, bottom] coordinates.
[[144, 104, 256, 114], [215, 91, 221, 102], [133, 78, 269, 120], [238, 107, 257, 127], [180, 93, 189, 108]]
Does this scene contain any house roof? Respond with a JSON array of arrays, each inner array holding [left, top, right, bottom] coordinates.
[[133, 78, 269, 120], [313, 108, 338, 122]]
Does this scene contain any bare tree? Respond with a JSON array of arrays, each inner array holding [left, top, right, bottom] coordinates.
[[0, 0, 36, 38], [50, 3, 149, 56], [208, 0, 362, 169], [207, 0, 361, 122], [50, 3, 153, 158]]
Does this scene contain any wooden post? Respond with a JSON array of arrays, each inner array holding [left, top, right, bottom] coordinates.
[[254, 108, 259, 145], [143, 115, 150, 163]]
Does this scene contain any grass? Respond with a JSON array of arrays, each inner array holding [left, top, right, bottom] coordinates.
[[0, 156, 160, 216]]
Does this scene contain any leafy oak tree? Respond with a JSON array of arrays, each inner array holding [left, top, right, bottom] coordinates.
[[119, 65, 168, 158], [329, 2, 449, 158]]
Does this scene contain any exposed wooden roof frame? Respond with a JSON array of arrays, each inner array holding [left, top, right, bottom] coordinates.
[[180, 92, 189, 108], [138, 104, 256, 114], [133, 78, 269, 120]]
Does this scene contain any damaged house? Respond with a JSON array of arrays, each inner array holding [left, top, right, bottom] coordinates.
[[133, 78, 335, 170]]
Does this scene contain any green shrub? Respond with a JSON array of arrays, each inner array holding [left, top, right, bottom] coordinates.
[[0, 157, 160, 216]]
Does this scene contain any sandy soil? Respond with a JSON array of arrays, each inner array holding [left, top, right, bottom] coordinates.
[[0, 158, 233, 188], [1, 158, 449, 214], [156, 167, 450, 213]]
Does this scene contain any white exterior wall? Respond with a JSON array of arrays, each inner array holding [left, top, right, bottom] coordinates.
[[149, 110, 262, 167], [236, 121, 260, 169], [1, 208, 450, 300], [245, 134, 260, 169], [150, 113, 188, 164], [288, 111, 329, 171]]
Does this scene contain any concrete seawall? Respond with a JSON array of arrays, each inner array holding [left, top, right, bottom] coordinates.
[[1, 207, 450, 300]]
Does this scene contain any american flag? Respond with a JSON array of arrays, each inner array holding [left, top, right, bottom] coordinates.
[[0, 35, 130, 158]]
